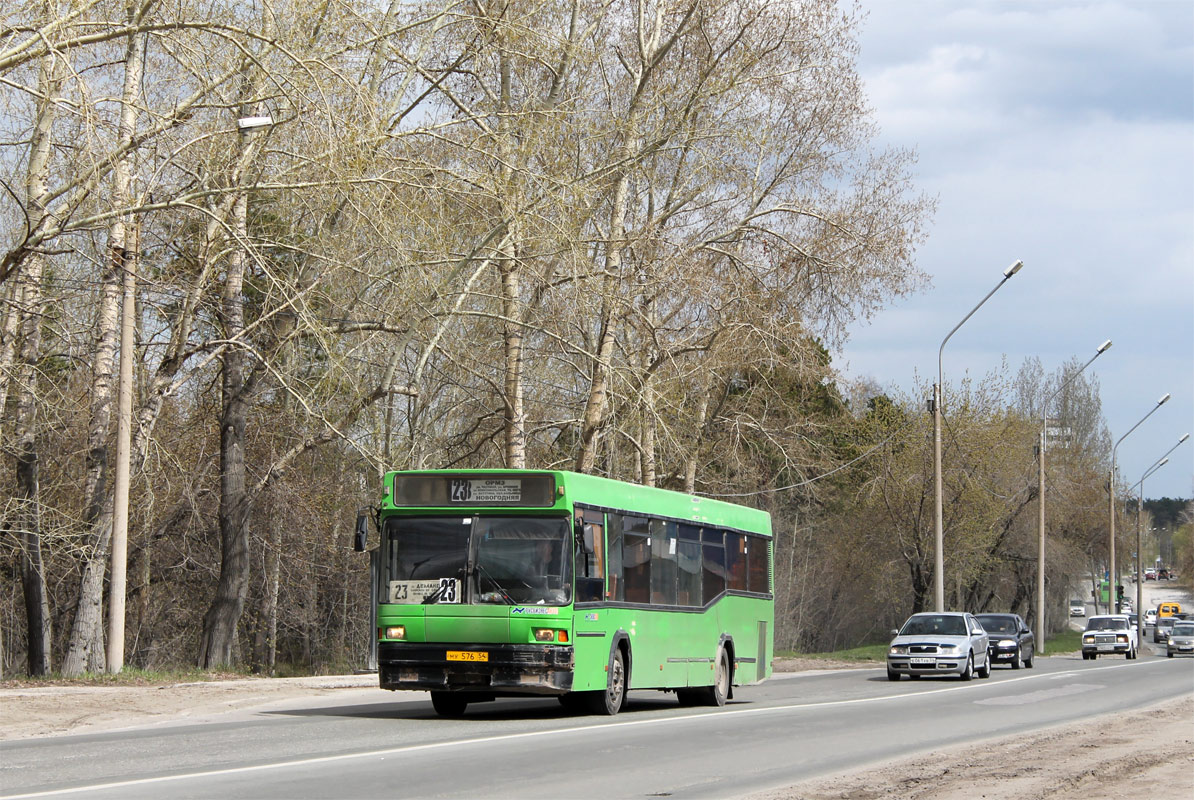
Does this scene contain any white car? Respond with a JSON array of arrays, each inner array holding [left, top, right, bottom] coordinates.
[[1081, 615, 1138, 659], [887, 612, 991, 681], [1145, 608, 1158, 626]]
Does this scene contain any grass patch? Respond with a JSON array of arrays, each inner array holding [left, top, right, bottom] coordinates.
[[1044, 628, 1083, 654], [776, 643, 889, 662]]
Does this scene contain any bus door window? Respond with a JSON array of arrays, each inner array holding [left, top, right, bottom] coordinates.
[[623, 515, 651, 604], [677, 524, 702, 607], [574, 509, 605, 603], [702, 528, 726, 601], [725, 532, 749, 591], [651, 519, 678, 606]]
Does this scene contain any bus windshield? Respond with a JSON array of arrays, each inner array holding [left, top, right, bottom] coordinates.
[[383, 516, 572, 606]]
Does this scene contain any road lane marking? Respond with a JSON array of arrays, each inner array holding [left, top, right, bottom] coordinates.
[[2, 659, 1183, 799]]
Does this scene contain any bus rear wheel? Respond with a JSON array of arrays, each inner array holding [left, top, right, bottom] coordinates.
[[687, 646, 730, 707], [430, 691, 469, 717], [588, 648, 626, 715]]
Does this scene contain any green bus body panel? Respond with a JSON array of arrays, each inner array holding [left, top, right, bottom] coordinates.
[[375, 469, 773, 695]]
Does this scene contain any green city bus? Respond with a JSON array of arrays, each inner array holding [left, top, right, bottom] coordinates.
[[355, 469, 774, 717]]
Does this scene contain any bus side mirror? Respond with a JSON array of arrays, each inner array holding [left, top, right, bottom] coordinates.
[[354, 513, 369, 552], [573, 518, 587, 554]]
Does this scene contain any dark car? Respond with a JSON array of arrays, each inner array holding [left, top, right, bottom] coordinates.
[[975, 613, 1035, 669], [1154, 615, 1178, 643]]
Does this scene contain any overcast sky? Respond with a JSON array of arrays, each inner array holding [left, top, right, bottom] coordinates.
[[839, 0, 1193, 500]]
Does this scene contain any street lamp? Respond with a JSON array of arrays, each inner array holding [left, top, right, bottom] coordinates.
[[1108, 392, 1170, 614], [1035, 339, 1111, 653], [1133, 433, 1189, 645], [934, 260, 1023, 611]]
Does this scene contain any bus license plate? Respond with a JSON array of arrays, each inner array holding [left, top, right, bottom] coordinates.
[[447, 650, 488, 662]]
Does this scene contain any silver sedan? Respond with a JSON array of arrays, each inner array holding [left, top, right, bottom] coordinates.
[[887, 612, 991, 681]]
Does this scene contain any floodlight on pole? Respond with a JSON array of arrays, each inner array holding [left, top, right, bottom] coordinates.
[[237, 115, 274, 131], [1035, 338, 1111, 652], [1133, 432, 1189, 646], [1109, 392, 1171, 614], [933, 259, 1024, 612]]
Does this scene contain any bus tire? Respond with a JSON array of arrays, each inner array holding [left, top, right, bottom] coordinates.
[[699, 646, 730, 707], [430, 691, 468, 717], [588, 648, 626, 715]]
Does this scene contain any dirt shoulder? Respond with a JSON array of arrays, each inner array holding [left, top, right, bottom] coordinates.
[[749, 694, 1194, 800], [0, 673, 378, 741]]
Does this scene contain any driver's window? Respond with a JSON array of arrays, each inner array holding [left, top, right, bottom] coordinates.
[[575, 509, 605, 603]]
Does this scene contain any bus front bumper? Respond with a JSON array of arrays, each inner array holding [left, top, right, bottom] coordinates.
[[378, 642, 574, 694]]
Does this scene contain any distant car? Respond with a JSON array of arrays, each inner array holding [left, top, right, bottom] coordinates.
[[1120, 601, 1132, 614], [1144, 569, 1156, 580], [1158, 568, 1171, 580], [1081, 615, 1137, 659], [976, 613, 1035, 669], [887, 612, 991, 681], [1154, 615, 1178, 644], [1167, 621, 1194, 657], [1069, 600, 1085, 617], [1145, 608, 1158, 626]]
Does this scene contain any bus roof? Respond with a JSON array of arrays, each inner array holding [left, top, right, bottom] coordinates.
[[382, 469, 771, 536]]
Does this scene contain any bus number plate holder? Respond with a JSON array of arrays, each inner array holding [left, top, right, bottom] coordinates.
[[447, 650, 488, 662]]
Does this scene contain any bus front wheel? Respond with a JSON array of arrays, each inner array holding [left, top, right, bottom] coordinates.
[[430, 691, 469, 717], [588, 648, 626, 715]]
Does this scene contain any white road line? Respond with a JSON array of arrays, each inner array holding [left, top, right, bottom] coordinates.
[[1, 659, 1180, 799]]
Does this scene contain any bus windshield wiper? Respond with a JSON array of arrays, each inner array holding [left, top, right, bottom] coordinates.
[[474, 562, 513, 605], [422, 583, 448, 604]]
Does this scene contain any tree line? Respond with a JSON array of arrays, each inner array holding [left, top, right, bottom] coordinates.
[[2, 1, 1185, 678]]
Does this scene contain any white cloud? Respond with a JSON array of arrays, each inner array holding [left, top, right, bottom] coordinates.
[[840, 0, 1194, 497]]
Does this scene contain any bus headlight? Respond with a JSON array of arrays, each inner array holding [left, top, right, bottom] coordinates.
[[533, 628, 569, 643], [383, 625, 406, 640]]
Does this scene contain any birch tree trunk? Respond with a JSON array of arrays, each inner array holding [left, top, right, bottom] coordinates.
[[14, 43, 64, 676], [62, 16, 149, 677], [198, 178, 253, 668]]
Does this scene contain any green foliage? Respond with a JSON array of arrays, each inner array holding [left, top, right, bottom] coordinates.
[[776, 643, 889, 662], [1043, 629, 1084, 654], [1144, 498, 1191, 529]]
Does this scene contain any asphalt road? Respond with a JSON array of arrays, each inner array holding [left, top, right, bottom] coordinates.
[[3, 650, 1191, 800]]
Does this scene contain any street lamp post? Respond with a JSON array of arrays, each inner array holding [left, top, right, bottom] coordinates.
[[933, 260, 1023, 611], [1036, 339, 1111, 653], [1109, 393, 1170, 614], [1133, 433, 1189, 646]]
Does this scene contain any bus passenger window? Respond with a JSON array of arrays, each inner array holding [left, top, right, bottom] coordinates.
[[702, 529, 725, 601], [650, 519, 677, 606], [747, 536, 770, 594], [726, 533, 748, 591], [677, 524, 702, 607], [606, 513, 623, 601], [623, 516, 651, 604]]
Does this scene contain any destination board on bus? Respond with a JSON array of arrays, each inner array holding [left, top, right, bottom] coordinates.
[[392, 473, 556, 507]]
